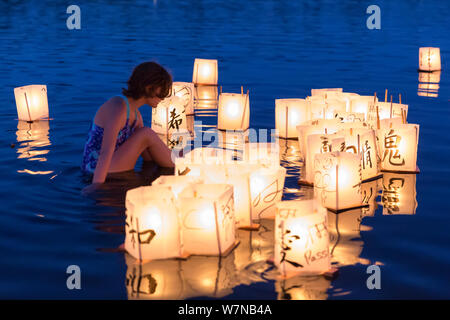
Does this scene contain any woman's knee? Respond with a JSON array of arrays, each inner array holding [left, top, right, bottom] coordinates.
[[134, 127, 158, 145]]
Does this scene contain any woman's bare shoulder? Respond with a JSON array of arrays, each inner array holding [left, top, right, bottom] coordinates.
[[94, 96, 127, 128]]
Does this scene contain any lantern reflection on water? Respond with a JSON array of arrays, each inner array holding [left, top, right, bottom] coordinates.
[[172, 82, 195, 115], [275, 200, 330, 277], [275, 99, 310, 139], [16, 120, 50, 162], [418, 71, 441, 98], [14, 85, 49, 122], [125, 186, 182, 261], [381, 172, 417, 215], [314, 151, 364, 212], [192, 58, 218, 85], [194, 85, 218, 107], [217, 92, 250, 131], [418, 47, 441, 72], [178, 184, 236, 256], [276, 275, 331, 300]]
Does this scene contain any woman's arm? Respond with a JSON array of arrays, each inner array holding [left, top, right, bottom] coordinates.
[[92, 101, 126, 184]]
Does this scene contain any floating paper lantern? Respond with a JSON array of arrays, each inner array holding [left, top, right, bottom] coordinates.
[[417, 91, 438, 98], [296, 118, 340, 159], [314, 151, 363, 212], [418, 47, 441, 72], [311, 88, 343, 97], [307, 96, 326, 120], [379, 123, 420, 173], [275, 99, 310, 138], [337, 128, 380, 181], [249, 165, 286, 219], [178, 184, 236, 256], [152, 96, 187, 136], [172, 82, 195, 115], [303, 133, 345, 185], [217, 92, 250, 131], [14, 85, 49, 122], [381, 172, 417, 215], [275, 199, 330, 277], [349, 95, 377, 121], [326, 92, 360, 112], [192, 59, 218, 85], [125, 186, 182, 261]]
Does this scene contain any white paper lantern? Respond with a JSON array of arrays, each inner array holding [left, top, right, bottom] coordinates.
[[275, 99, 310, 138], [152, 96, 187, 136], [419, 47, 441, 72], [217, 92, 250, 131], [314, 151, 363, 212], [326, 92, 360, 112], [296, 118, 341, 159], [172, 82, 195, 115], [379, 123, 420, 172], [381, 172, 417, 215], [178, 184, 236, 256], [125, 186, 182, 261], [14, 85, 49, 122], [275, 199, 330, 277], [192, 58, 218, 85]]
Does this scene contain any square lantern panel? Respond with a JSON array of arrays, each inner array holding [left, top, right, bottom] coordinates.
[[178, 184, 236, 256], [379, 123, 420, 173], [217, 92, 250, 131], [314, 151, 364, 212], [275, 99, 310, 139], [14, 85, 49, 122], [125, 186, 182, 261], [376, 102, 409, 121], [296, 118, 341, 159], [307, 96, 327, 120], [152, 175, 203, 199], [152, 96, 188, 136], [419, 47, 441, 72], [275, 199, 330, 277], [172, 82, 195, 115], [192, 59, 218, 85], [326, 92, 360, 112], [324, 99, 347, 119], [349, 95, 378, 122], [381, 172, 417, 215]]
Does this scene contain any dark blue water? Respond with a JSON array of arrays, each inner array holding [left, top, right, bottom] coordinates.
[[0, 0, 449, 299]]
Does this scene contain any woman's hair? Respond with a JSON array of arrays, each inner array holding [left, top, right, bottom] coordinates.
[[122, 62, 172, 100]]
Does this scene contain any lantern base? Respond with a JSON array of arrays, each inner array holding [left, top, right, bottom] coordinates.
[[217, 127, 249, 132], [361, 173, 384, 184], [298, 179, 314, 187], [327, 203, 370, 214], [417, 68, 441, 73], [277, 136, 299, 141], [381, 166, 420, 174], [183, 240, 241, 258], [238, 223, 261, 231]]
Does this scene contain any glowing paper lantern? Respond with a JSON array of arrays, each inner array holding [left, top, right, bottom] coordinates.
[[349, 95, 377, 121], [192, 58, 218, 85], [249, 165, 286, 219], [418, 47, 441, 72], [376, 102, 408, 121], [152, 175, 203, 198], [326, 92, 360, 112], [172, 82, 195, 115], [324, 99, 347, 119], [125, 186, 182, 261], [275, 99, 310, 138], [14, 85, 49, 122], [307, 96, 326, 120], [314, 151, 363, 212], [337, 128, 380, 181], [178, 184, 236, 256], [379, 123, 419, 172], [275, 200, 330, 277], [296, 118, 340, 159], [381, 172, 417, 215], [217, 92, 250, 131], [152, 96, 187, 136]]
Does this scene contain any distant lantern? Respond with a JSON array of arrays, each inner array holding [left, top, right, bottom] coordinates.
[[152, 175, 203, 198], [275, 199, 330, 277], [151, 96, 187, 137], [303, 133, 345, 185], [217, 91, 250, 131], [14, 85, 49, 122], [275, 99, 310, 139], [178, 184, 236, 256], [379, 123, 420, 173], [192, 58, 218, 85], [314, 151, 363, 212], [337, 128, 380, 182], [418, 47, 441, 72], [249, 165, 286, 219], [381, 172, 417, 215], [125, 186, 182, 261], [172, 82, 195, 115]]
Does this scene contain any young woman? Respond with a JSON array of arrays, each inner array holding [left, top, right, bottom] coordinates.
[[81, 62, 175, 186]]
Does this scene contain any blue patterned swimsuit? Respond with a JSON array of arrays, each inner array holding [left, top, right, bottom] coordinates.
[[81, 95, 138, 174]]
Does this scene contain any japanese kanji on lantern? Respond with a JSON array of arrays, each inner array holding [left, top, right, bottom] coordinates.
[[172, 82, 195, 115], [125, 186, 182, 261], [14, 85, 49, 122], [192, 58, 218, 85], [314, 151, 364, 212], [418, 47, 441, 72], [152, 96, 187, 137], [217, 90, 250, 131], [379, 123, 420, 173], [275, 99, 310, 139], [178, 184, 237, 256], [296, 118, 340, 159], [274, 199, 330, 277], [382, 172, 417, 215], [337, 128, 380, 182]]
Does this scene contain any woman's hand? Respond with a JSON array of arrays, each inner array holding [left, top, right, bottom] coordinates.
[[81, 182, 103, 196]]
